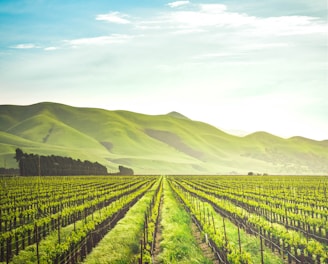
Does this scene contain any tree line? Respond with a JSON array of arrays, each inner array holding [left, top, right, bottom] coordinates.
[[14, 148, 108, 176], [13, 148, 134, 176], [0, 167, 19, 176]]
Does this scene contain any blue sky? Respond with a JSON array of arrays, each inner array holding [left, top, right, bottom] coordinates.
[[0, 0, 327, 140]]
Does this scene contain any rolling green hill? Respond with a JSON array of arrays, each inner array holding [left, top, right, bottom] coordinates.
[[0, 102, 327, 175]]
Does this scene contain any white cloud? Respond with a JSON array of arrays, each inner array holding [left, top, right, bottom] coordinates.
[[165, 5, 256, 29], [253, 16, 327, 36], [199, 4, 226, 13], [44, 46, 58, 51], [10, 43, 40, 49], [64, 34, 133, 46], [96, 12, 131, 24], [167, 1, 190, 8], [192, 52, 233, 60], [164, 4, 327, 36]]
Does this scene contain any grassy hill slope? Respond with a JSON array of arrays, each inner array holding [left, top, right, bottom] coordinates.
[[0, 102, 327, 175]]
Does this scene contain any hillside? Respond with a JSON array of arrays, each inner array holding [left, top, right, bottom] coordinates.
[[0, 102, 327, 175]]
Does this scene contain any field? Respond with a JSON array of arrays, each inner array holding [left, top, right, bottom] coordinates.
[[0, 175, 327, 264]]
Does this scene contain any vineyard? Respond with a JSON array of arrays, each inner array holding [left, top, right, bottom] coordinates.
[[0, 175, 327, 263]]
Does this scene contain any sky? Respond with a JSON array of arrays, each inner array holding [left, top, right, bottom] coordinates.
[[0, 0, 327, 140]]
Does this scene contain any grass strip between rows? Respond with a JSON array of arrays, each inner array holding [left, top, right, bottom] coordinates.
[[83, 178, 162, 264], [177, 178, 328, 262], [157, 178, 212, 264], [170, 179, 284, 264]]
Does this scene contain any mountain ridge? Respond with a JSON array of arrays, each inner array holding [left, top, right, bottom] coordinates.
[[0, 102, 327, 175]]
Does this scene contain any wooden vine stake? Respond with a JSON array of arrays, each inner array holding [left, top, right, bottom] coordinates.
[[222, 217, 228, 247], [260, 229, 264, 264], [202, 202, 206, 224], [139, 239, 143, 264], [73, 213, 76, 232], [211, 211, 216, 234], [35, 224, 40, 264], [58, 216, 61, 244], [238, 225, 242, 254]]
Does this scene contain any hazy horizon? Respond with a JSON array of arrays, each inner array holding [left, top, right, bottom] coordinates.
[[0, 0, 327, 140]]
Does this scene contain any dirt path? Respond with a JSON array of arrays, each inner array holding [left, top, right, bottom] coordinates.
[[152, 195, 163, 264], [191, 220, 220, 263]]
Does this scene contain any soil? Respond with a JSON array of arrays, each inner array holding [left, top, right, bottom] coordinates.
[[191, 222, 220, 264], [152, 196, 163, 264]]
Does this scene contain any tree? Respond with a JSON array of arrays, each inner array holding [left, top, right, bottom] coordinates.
[[14, 148, 24, 162], [118, 165, 134, 175], [14, 148, 25, 176]]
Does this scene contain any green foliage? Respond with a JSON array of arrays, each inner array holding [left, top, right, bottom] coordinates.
[[158, 179, 212, 264], [1, 176, 156, 263], [169, 175, 328, 263], [2, 175, 328, 264], [84, 178, 162, 263], [1, 102, 328, 174]]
